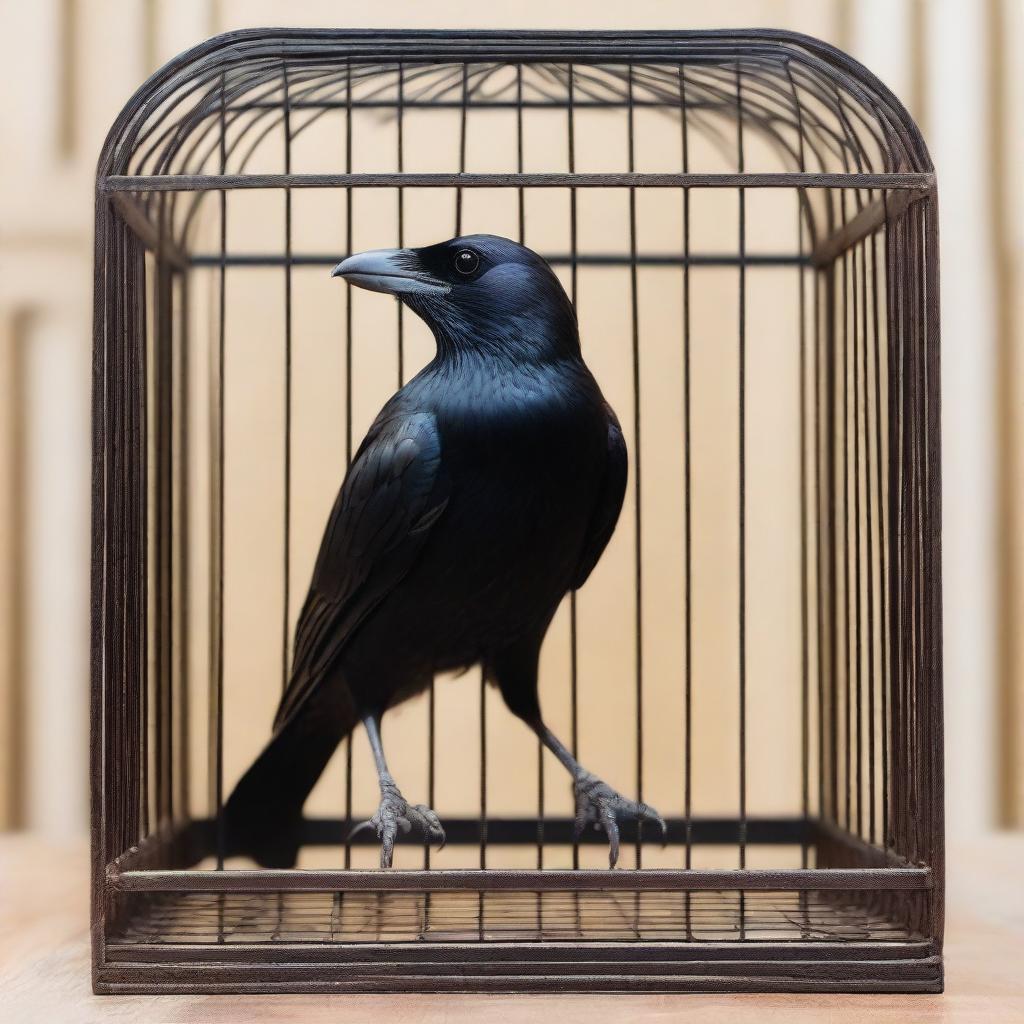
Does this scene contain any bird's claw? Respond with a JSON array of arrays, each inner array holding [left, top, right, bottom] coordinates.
[[573, 769, 667, 868], [350, 777, 446, 868]]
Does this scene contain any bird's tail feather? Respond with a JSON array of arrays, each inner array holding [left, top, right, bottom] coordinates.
[[222, 681, 356, 868]]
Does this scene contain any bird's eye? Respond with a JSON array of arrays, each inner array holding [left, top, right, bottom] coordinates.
[[453, 248, 480, 276]]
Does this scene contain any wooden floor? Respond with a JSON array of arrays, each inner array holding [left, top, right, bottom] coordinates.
[[2, 834, 1022, 1022]]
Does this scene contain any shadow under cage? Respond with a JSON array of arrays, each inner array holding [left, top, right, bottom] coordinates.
[[91, 29, 943, 993]]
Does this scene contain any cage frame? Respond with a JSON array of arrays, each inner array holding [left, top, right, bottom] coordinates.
[[91, 28, 943, 994]]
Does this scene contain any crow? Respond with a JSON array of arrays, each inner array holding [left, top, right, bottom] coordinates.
[[223, 234, 665, 869]]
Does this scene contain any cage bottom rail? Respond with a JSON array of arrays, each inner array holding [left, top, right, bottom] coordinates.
[[101, 885, 940, 993]]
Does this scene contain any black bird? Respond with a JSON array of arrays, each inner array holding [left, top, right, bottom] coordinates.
[[223, 234, 664, 868]]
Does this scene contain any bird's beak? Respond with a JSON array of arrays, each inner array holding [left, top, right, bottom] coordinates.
[[331, 248, 449, 296]]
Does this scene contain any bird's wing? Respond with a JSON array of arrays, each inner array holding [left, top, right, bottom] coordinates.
[[571, 408, 628, 589], [273, 410, 448, 734]]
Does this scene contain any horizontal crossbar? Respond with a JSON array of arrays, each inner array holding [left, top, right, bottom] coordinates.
[[108, 865, 931, 893], [188, 251, 808, 269], [101, 171, 935, 193]]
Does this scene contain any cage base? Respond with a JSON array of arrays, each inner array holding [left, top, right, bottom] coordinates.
[[97, 940, 942, 994], [98, 884, 941, 994], [97, 815, 939, 993]]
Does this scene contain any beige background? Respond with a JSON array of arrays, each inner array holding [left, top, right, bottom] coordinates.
[[0, 0, 1021, 853]]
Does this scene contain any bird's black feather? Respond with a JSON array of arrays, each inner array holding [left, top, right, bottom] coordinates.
[[223, 234, 631, 867], [274, 411, 448, 733], [571, 410, 627, 590]]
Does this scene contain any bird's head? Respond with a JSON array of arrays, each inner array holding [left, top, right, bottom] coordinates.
[[332, 234, 579, 363]]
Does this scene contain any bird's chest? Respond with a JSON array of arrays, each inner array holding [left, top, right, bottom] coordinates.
[[383, 371, 611, 662], [439, 376, 605, 512]]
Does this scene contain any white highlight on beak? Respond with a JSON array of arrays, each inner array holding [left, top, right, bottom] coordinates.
[[331, 248, 449, 296]]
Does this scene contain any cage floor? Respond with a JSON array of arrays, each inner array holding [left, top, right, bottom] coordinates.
[[111, 889, 922, 945]]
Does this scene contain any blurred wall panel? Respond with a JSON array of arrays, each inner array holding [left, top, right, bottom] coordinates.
[[0, 314, 27, 827], [0, 0, 1017, 837], [22, 311, 90, 837], [925, 0, 1000, 834], [994, 0, 1024, 826], [848, 0, 916, 118]]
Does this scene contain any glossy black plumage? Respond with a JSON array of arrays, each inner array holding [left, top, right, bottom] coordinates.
[[224, 234, 661, 869]]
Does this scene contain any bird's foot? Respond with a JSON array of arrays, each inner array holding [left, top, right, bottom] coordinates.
[[350, 776, 446, 868], [573, 769, 667, 868]]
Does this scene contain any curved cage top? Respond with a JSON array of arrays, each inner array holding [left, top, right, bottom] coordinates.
[[99, 31, 930, 211]]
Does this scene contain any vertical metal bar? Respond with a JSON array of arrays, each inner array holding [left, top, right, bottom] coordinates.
[[890, 205, 908, 862], [279, 57, 296, 948], [566, 61, 581, 874], [516, 64, 526, 247], [909, 199, 922, 868], [887, 209, 902, 860], [734, 60, 748, 943], [786, 56, 811, 873], [136, 220, 146, 851], [852, 217, 863, 840], [152, 201, 170, 836], [626, 63, 644, 869], [214, 71, 227, 871], [678, 65, 693, 884], [863, 228, 877, 848], [900, 204, 916, 866], [396, 62, 405, 390], [821, 176, 841, 839], [137, 223, 147, 852], [282, 60, 293, 694], [815, 265, 826, 833], [426, 679, 436, 871], [825, 257, 839, 829], [912, 201, 927, 869], [176, 268, 192, 823], [390, 61, 424, 879], [516, 64, 543, 874], [92, 191, 109, 957], [919, 203, 930, 872], [922, 193, 944, 944], [116, 215, 131, 855], [150, 216, 160, 834], [139, 239, 150, 842], [456, 63, 468, 236], [840, 189, 852, 834], [736, 60, 747, 880], [162, 202, 175, 832], [451, 63, 483, 923], [678, 62, 694, 939], [479, 666, 487, 853], [873, 202, 890, 855], [343, 60, 354, 870], [479, 670, 487, 938], [908, 200, 921, 866], [899, 205, 915, 865], [137, 222, 150, 844], [798, 202, 810, 865]]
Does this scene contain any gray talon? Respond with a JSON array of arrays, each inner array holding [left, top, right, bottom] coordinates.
[[572, 769, 667, 868], [354, 777, 446, 868]]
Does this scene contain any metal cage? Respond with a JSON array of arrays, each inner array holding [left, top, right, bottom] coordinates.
[[91, 29, 943, 994]]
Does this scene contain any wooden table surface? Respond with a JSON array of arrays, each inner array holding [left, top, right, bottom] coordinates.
[[2, 834, 1022, 1023]]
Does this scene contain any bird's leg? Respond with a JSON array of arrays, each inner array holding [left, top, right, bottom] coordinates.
[[533, 722, 666, 868], [351, 712, 445, 868]]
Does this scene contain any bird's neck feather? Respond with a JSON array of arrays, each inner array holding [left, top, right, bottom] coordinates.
[[422, 305, 580, 369]]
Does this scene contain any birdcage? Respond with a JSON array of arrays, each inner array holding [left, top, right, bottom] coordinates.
[[91, 29, 942, 994]]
